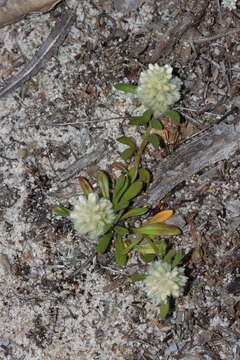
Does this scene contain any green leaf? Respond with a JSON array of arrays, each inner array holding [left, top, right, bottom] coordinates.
[[141, 254, 156, 263], [142, 110, 153, 122], [172, 250, 184, 268], [129, 116, 149, 126], [131, 223, 181, 236], [102, 223, 114, 235], [121, 181, 143, 202], [120, 207, 149, 220], [114, 226, 129, 236], [114, 200, 130, 211], [128, 166, 138, 183], [166, 110, 181, 124], [120, 147, 136, 160], [160, 302, 169, 319], [150, 118, 163, 130], [129, 110, 153, 126], [97, 171, 110, 199], [129, 274, 147, 282], [148, 134, 160, 150], [136, 239, 167, 255], [52, 206, 70, 216], [112, 175, 129, 206], [114, 83, 137, 94], [139, 168, 151, 183], [115, 235, 127, 266], [113, 175, 125, 198], [96, 232, 113, 253], [117, 136, 137, 150], [163, 249, 176, 263]]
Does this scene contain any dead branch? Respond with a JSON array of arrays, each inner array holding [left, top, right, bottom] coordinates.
[[146, 122, 240, 206], [0, 0, 62, 28]]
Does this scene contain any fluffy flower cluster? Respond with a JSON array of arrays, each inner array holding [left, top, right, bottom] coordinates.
[[70, 193, 115, 240], [137, 64, 182, 115], [144, 261, 187, 304], [222, 0, 237, 10]]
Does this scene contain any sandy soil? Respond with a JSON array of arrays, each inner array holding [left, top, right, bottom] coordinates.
[[0, 0, 240, 359]]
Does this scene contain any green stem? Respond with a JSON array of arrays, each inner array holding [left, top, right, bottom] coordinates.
[[135, 125, 151, 170]]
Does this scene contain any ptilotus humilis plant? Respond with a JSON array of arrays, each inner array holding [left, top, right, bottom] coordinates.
[[70, 193, 116, 240], [145, 261, 187, 303], [137, 64, 182, 117], [53, 64, 187, 318]]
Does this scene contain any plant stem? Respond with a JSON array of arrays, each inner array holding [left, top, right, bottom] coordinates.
[[135, 125, 151, 170]]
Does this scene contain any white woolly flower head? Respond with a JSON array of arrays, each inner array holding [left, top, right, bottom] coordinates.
[[70, 193, 115, 240], [144, 261, 187, 304], [222, 0, 237, 10], [137, 64, 182, 115]]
